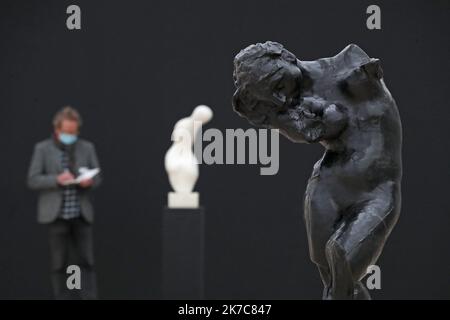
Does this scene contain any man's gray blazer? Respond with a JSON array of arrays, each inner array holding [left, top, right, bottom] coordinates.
[[27, 138, 101, 224]]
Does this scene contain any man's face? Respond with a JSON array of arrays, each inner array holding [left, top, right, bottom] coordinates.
[[55, 119, 79, 136]]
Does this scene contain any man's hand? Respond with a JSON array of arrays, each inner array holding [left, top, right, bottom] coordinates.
[[57, 171, 75, 185], [79, 178, 94, 188]]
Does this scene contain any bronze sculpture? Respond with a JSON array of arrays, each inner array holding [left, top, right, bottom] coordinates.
[[232, 42, 402, 299]]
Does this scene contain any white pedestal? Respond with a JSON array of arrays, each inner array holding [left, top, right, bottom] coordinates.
[[168, 192, 199, 209]]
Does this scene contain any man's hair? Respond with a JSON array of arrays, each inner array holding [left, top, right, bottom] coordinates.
[[53, 106, 82, 128], [232, 41, 299, 126]]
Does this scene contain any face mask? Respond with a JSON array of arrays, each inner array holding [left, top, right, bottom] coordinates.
[[59, 133, 78, 145]]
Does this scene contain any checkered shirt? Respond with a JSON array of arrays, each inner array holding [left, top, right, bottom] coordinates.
[[60, 149, 81, 219]]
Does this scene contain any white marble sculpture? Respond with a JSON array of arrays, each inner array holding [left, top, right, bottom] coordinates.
[[165, 105, 213, 208]]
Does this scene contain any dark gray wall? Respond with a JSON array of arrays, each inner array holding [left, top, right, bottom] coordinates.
[[0, 0, 448, 299]]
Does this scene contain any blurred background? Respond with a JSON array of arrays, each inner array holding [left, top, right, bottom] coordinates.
[[0, 0, 449, 299]]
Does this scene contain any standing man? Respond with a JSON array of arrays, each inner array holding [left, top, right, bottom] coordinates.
[[27, 106, 101, 299]]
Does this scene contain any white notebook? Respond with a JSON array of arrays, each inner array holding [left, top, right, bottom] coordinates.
[[63, 167, 100, 185]]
